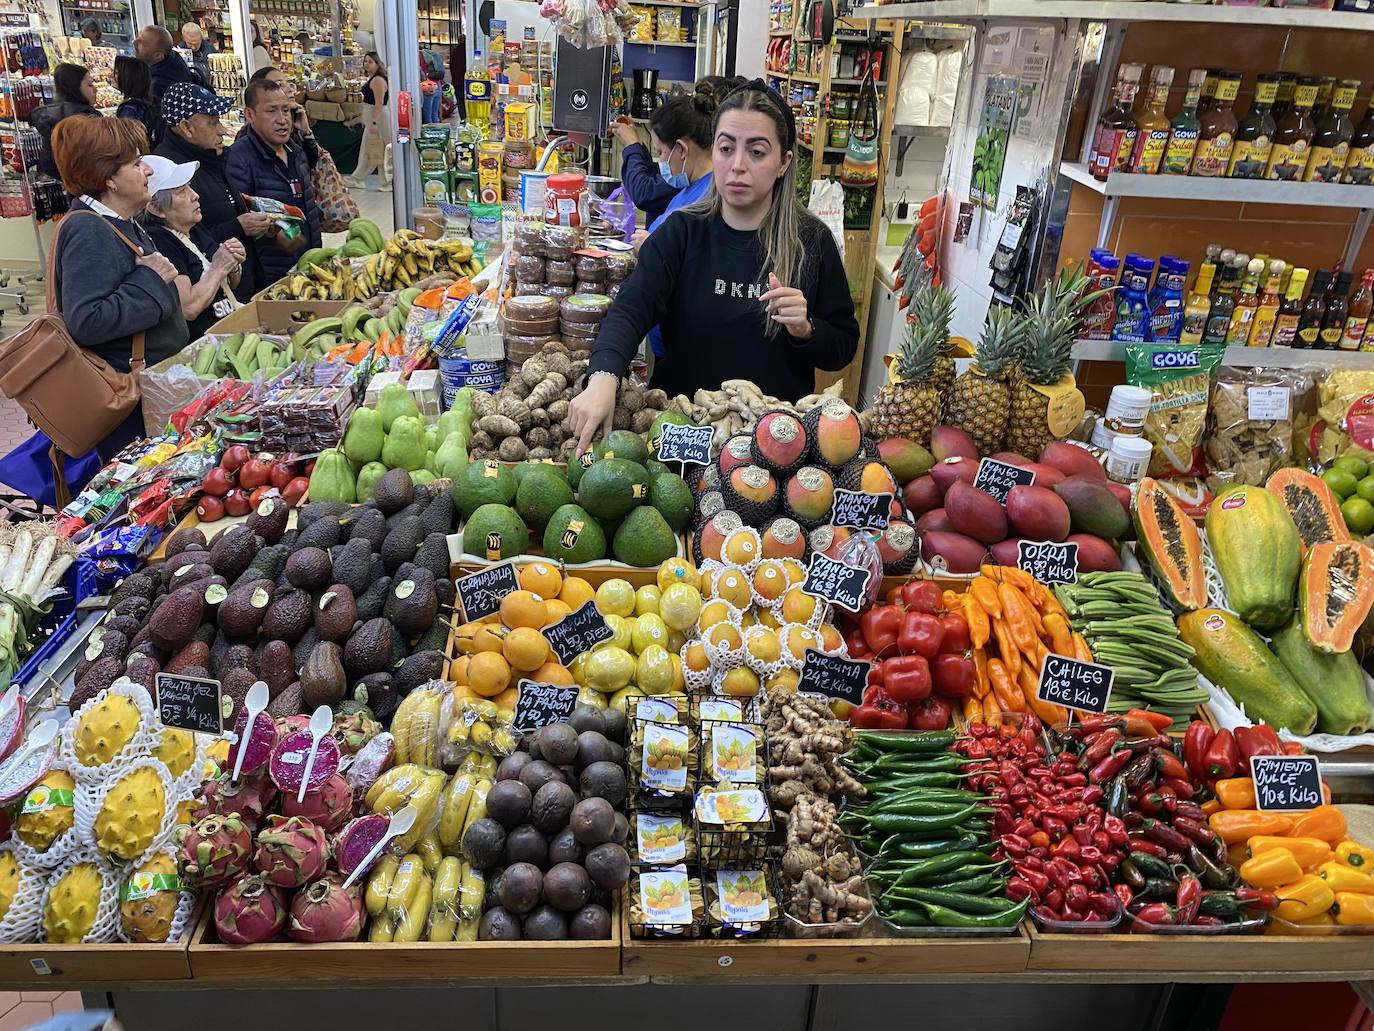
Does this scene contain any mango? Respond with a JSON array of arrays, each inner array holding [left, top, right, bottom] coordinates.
[[382, 416, 427, 472]]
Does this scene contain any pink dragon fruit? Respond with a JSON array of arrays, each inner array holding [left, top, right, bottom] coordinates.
[[281, 773, 353, 832], [275, 714, 312, 738], [330, 705, 382, 755], [252, 814, 329, 888], [178, 813, 252, 889], [214, 874, 288, 944], [226, 710, 276, 776], [334, 813, 391, 881], [343, 732, 395, 799], [193, 772, 278, 829], [286, 874, 365, 943]]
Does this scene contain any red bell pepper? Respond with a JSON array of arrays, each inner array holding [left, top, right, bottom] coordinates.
[[1183, 721, 1213, 782], [1204, 728, 1239, 781], [897, 610, 944, 658], [930, 653, 975, 698], [845, 627, 872, 660], [1235, 724, 1281, 762], [1281, 741, 1306, 756], [861, 604, 902, 657], [908, 695, 951, 730], [850, 689, 908, 729], [937, 611, 971, 652], [882, 654, 932, 704], [900, 579, 941, 614]]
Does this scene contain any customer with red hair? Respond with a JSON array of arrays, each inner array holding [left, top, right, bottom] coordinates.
[[51, 116, 186, 458]]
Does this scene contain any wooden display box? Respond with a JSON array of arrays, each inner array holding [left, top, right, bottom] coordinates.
[[187, 904, 622, 981], [0, 915, 197, 985], [447, 541, 684, 589], [210, 299, 347, 336]]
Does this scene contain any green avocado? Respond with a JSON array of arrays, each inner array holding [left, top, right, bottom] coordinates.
[[578, 458, 650, 521], [542, 504, 606, 564], [462, 504, 529, 560], [516, 467, 575, 532], [613, 506, 679, 567], [648, 472, 693, 532], [453, 459, 518, 519]]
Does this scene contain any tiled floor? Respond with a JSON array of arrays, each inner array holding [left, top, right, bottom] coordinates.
[[0, 991, 84, 1029]]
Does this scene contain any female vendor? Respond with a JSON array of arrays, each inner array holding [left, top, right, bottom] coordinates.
[[570, 80, 859, 453]]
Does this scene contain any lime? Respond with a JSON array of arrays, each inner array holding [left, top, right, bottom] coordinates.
[[634, 584, 662, 617], [594, 578, 636, 617], [1342, 496, 1374, 535], [1335, 455, 1370, 481], [631, 613, 669, 654], [1357, 477, 1374, 505], [658, 583, 704, 632], [635, 644, 675, 694], [583, 646, 636, 693], [1324, 469, 1360, 499]]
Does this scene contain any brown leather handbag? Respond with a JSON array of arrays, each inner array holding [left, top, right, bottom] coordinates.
[[0, 211, 147, 502]]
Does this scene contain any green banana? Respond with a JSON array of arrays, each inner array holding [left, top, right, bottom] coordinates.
[[290, 317, 345, 359], [255, 335, 278, 372], [297, 246, 336, 272], [229, 332, 259, 379], [360, 318, 383, 343], [340, 305, 371, 342], [348, 218, 385, 253]]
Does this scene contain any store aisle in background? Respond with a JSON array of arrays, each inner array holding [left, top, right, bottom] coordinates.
[[0, 992, 84, 1029]]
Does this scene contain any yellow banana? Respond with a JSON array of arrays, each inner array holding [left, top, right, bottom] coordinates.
[[366, 763, 422, 812], [394, 774, 446, 853], [437, 771, 475, 852], [458, 861, 485, 922], [368, 912, 396, 942], [461, 777, 492, 838], [394, 873, 432, 943], [428, 857, 462, 941], [416, 831, 443, 875], [365, 854, 400, 917], [386, 854, 424, 924]]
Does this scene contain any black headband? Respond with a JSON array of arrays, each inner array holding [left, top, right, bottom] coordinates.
[[722, 77, 797, 153]]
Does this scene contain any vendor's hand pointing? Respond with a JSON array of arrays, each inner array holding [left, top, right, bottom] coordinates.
[[760, 272, 812, 339], [569, 373, 618, 458]]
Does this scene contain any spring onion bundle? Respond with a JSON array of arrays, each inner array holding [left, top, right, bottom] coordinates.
[[0, 523, 76, 687]]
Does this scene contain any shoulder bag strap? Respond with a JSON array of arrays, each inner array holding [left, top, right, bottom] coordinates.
[[49, 209, 150, 369]]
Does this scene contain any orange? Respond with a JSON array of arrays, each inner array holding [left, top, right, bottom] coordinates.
[[457, 623, 505, 654], [519, 561, 563, 600], [559, 576, 595, 609], [502, 626, 551, 672], [544, 599, 572, 622], [532, 661, 575, 685], [468, 651, 512, 697], [500, 590, 548, 629]]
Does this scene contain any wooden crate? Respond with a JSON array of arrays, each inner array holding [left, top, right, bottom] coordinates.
[[447, 545, 678, 590], [0, 913, 197, 985], [188, 903, 621, 981]]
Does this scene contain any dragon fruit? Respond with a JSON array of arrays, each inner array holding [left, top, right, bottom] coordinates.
[[269, 730, 340, 796], [0, 850, 21, 923], [93, 765, 166, 863], [14, 769, 75, 851], [343, 733, 395, 799], [153, 726, 198, 779], [331, 705, 382, 755], [282, 772, 353, 832], [274, 713, 312, 738], [252, 814, 329, 888], [213, 874, 287, 944], [73, 693, 142, 767], [120, 851, 182, 943], [43, 861, 106, 942], [286, 874, 365, 942], [225, 711, 276, 777], [177, 813, 252, 889], [192, 772, 278, 828], [334, 813, 390, 881]]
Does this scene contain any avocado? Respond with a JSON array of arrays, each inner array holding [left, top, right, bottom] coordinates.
[[521, 904, 568, 940], [314, 585, 359, 643], [542, 862, 591, 913], [122, 654, 160, 692], [262, 587, 313, 643], [111, 599, 150, 624], [259, 639, 295, 696], [220, 666, 258, 721], [416, 491, 455, 538], [462, 817, 506, 870], [613, 506, 679, 568], [163, 526, 208, 557], [503, 823, 548, 867], [346, 507, 388, 552], [486, 780, 532, 829], [110, 572, 158, 609], [648, 473, 693, 531], [354, 576, 393, 622], [381, 515, 424, 573], [284, 548, 333, 591], [478, 907, 522, 941], [384, 568, 438, 637], [578, 761, 627, 809], [392, 649, 444, 694], [352, 672, 397, 720], [453, 460, 517, 519], [373, 467, 416, 514], [217, 580, 273, 638], [537, 723, 579, 766], [414, 611, 449, 654], [343, 617, 393, 677], [266, 682, 305, 719], [600, 429, 649, 468], [301, 640, 346, 708], [577, 458, 650, 521], [230, 543, 288, 592], [462, 504, 529, 560], [294, 513, 345, 551], [147, 585, 204, 651], [291, 628, 319, 672], [75, 628, 129, 683], [328, 538, 373, 596], [569, 903, 611, 940], [645, 460, 670, 481], [208, 525, 259, 581], [567, 449, 595, 490], [245, 496, 289, 545], [298, 499, 351, 527], [71, 656, 125, 711], [161, 549, 207, 587], [583, 843, 631, 891], [412, 532, 450, 581], [499, 862, 543, 915], [542, 504, 606, 564], [530, 780, 576, 834], [569, 797, 616, 847], [516, 469, 575, 533]]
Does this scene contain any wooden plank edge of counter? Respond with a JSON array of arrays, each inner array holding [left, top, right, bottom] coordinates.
[[0, 904, 200, 983]]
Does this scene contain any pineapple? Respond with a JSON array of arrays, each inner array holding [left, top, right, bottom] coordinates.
[[911, 286, 957, 398], [946, 305, 1022, 456], [1004, 266, 1098, 459], [868, 310, 944, 445]]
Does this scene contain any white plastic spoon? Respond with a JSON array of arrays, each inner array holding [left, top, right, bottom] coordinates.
[[0, 686, 19, 719], [230, 681, 270, 783], [296, 705, 333, 803], [340, 805, 418, 890]]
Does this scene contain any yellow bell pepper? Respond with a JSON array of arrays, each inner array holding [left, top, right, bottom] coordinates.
[[1213, 777, 1255, 810], [1265, 910, 1335, 936], [1319, 860, 1374, 894], [1336, 841, 1374, 870], [1240, 848, 1304, 889], [1247, 835, 1333, 870], [1274, 875, 1336, 922], [1227, 843, 1249, 869], [1332, 891, 1374, 927], [1291, 805, 1348, 845]]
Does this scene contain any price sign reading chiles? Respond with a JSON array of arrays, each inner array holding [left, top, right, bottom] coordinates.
[[655, 423, 714, 466], [1251, 755, 1324, 812], [455, 562, 520, 622], [1017, 540, 1079, 585], [973, 458, 1035, 505], [1035, 653, 1114, 715], [154, 673, 224, 735], [801, 553, 873, 613], [544, 600, 614, 666], [514, 680, 581, 731], [829, 489, 894, 531], [796, 649, 870, 706]]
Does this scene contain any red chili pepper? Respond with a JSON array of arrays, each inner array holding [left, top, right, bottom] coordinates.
[[1020, 866, 1051, 895], [1078, 728, 1122, 771], [1000, 833, 1031, 857], [1078, 845, 1104, 865], [937, 611, 971, 652], [1133, 903, 1177, 930], [1204, 729, 1239, 781], [1088, 749, 1133, 784], [1064, 883, 1091, 911], [896, 609, 943, 658], [1193, 914, 1225, 926], [1044, 888, 1064, 912], [1183, 721, 1214, 782], [1234, 887, 1280, 911], [900, 579, 941, 614], [907, 694, 951, 730], [1161, 776, 1195, 801], [1080, 715, 1121, 734], [880, 654, 931, 704], [1046, 857, 1083, 888], [1176, 871, 1202, 924], [930, 653, 976, 698], [1027, 831, 1050, 850], [1114, 883, 1135, 908], [1142, 819, 1191, 853], [1153, 749, 1188, 781], [1006, 877, 1035, 903], [1051, 837, 1082, 862], [1127, 837, 1167, 858], [1171, 815, 1215, 846], [1234, 723, 1281, 763]]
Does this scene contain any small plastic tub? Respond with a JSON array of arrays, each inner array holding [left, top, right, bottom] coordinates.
[[1265, 914, 1374, 937], [876, 913, 1023, 938], [1031, 897, 1122, 933], [1121, 909, 1268, 934], [781, 873, 874, 939]]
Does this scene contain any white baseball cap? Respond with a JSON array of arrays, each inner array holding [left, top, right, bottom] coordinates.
[[145, 154, 198, 194]]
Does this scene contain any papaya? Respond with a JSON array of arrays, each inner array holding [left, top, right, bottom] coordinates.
[[1205, 485, 1301, 630], [1271, 620, 1373, 736], [1266, 467, 1350, 554], [1134, 477, 1205, 611], [1177, 609, 1317, 735], [1299, 540, 1374, 653]]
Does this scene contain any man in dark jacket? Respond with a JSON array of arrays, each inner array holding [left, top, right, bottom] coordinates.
[[225, 79, 321, 286], [136, 26, 194, 98], [180, 23, 214, 86], [156, 82, 269, 300]]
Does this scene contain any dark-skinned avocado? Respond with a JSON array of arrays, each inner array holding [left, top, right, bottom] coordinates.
[[262, 587, 312, 643], [412, 615, 448, 654], [347, 507, 388, 552], [207, 525, 259, 581], [217, 580, 273, 638], [530, 781, 576, 834], [146, 585, 202, 652], [300, 640, 346, 708], [330, 538, 373, 596], [161, 638, 205, 675], [220, 666, 257, 722], [343, 617, 392, 677], [354, 576, 393, 622], [542, 863, 591, 912], [503, 824, 548, 868], [373, 468, 415, 515], [294, 513, 344, 551], [110, 572, 157, 608], [292, 628, 319, 672], [266, 682, 305, 719], [380, 516, 424, 574], [163, 526, 207, 557], [412, 533, 450, 581], [245, 495, 289, 544], [462, 818, 506, 870], [417, 492, 454, 538], [284, 548, 333, 590], [298, 499, 350, 527], [314, 585, 358, 643], [230, 544, 287, 593], [384, 568, 438, 637], [392, 650, 443, 694], [352, 672, 397, 721], [259, 639, 295, 696]]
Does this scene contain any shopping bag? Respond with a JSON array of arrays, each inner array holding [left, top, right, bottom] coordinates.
[[311, 148, 361, 233], [841, 68, 881, 188], [0, 430, 100, 509], [807, 179, 846, 259]]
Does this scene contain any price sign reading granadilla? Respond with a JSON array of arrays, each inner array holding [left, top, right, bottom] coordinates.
[[514, 680, 581, 731], [1036, 653, 1114, 714], [154, 673, 224, 735], [544, 600, 614, 665], [656, 423, 715, 466], [1251, 755, 1324, 812], [797, 648, 870, 706], [456, 561, 520, 621], [974, 457, 1035, 505], [829, 488, 894, 531], [801, 553, 872, 613]]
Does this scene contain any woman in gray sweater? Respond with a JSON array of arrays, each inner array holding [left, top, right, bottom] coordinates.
[[51, 116, 186, 459]]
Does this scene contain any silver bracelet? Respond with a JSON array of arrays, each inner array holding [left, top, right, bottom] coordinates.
[[587, 370, 620, 389]]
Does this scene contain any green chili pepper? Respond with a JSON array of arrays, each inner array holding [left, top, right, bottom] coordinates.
[[854, 730, 957, 752], [918, 897, 1028, 928], [893, 834, 979, 858], [878, 907, 932, 927], [886, 850, 994, 890], [903, 887, 1021, 915]]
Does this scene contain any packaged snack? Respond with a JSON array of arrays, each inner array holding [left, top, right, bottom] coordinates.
[[478, 140, 503, 203], [1204, 365, 1312, 492], [546, 259, 576, 286], [417, 125, 451, 170], [420, 168, 451, 204], [1312, 367, 1374, 465], [1125, 344, 1225, 478], [469, 203, 502, 243], [513, 253, 546, 284]]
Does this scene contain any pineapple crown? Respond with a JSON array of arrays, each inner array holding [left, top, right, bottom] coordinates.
[[1014, 264, 1106, 385], [974, 305, 1023, 378], [909, 285, 955, 354], [894, 284, 955, 382]]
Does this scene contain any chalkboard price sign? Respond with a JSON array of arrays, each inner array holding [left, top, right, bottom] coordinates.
[[655, 423, 715, 466], [456, 562, 520, 622], [801, 553, 873, 613], [829, 489, 895, 531], [155, 673, 224, 735], [1017, 540, 1079, 585], [796, 649, 871, 706], [1251, 755, 1324, 812], [544, 600, 615, 666], [1035, 653, 1114, 714], [973, 458, 1036, 505], [514, 680, 582, 731]]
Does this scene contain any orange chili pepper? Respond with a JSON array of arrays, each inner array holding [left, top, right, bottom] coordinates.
[[1030, 641, 1050, 674], [993, 565, 1037, 593], [1071, 632, 1094, 664], [982, 690, 1002, 730], [963, 693, 984, 727], [969, 577, 1001, 619], [963, 593, 990, 649], [1208, 809, 1296, 845], [998, 582, 1039, 655], [1291, 805, 1348, 846], [987, 658, 1022, 712], [991, 618, 1021, 680], [971, 647, 990, 699], [942, 589, 962, 612], [1042, 612, 1073, 657], [1201, 798, 1223, 817], [1038, 589, 1069, 621]]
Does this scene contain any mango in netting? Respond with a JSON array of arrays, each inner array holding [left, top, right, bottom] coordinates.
[[636, 645, 675, 695], [584, 647, 636, 693], [658, 584, 703, 632]]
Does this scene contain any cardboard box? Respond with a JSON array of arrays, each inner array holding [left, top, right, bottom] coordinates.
[[209, 299, 347, 336], [137, 332, 291, 436]]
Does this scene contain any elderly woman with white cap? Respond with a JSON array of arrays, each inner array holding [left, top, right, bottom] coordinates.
[[141, 154, 245, 341]]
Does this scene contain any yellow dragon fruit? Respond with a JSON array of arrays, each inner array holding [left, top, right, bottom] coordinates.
[[0, 850, 21, 922], [153, 727, 197, 779], [43, 862, 106, 942], [74, 694, 142, 767], [119, 852, 181, 943], [14, 770, 76, 852], [93, 767, 166, 863]]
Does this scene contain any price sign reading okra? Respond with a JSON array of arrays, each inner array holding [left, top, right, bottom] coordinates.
[[456, 561, 520, 622], [973, 458, 1035, 505], [514, 680, 581, 731], [829, 489, 894, 531], [801, 553, 873, 613], [154, 673, 224, 735], [655, 423, 714, 466], [1035, 653, 1114, 715], [796, 649, 870, 706], [543, 600, 614, 666], [1016, 540, 1079, 585], [1251, 755, 1324, 812]]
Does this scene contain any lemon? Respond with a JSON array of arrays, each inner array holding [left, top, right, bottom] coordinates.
[[634, 584, 662, 617], [631, 613, 670, 654], [583, 646, 636, 693], [602, 613, 634, 652], [608, 684, 647, 714], [595, 578, 636, 618], [656, 558, 700, 592], [578, 685, 608, 709], [636, 644, 676, 695], [659, 583, 704, 631]]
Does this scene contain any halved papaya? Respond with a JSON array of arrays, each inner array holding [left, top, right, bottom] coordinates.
[[1300, 540, 1374, 653], [1266, 467, 1350, 554], [1133, 477, 1205, 611]]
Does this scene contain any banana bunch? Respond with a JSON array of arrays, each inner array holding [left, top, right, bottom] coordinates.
[[289, 316, 344, 361], [365, 853, 431, 943], [360, 231, 485, 294], [191, 331, 290, 379], [364, 763, 446, 853], [390, 684, 451, 766], [264, 255, 361, 302], [428, 858, 484, 941], [435, 763, 494, 856], [448, 698, 518, 758]]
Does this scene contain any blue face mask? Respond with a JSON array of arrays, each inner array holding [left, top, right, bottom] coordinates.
[[658, 147, 690, 189]]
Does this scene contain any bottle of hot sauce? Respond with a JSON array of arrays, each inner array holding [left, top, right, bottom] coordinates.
[[1343, 268, 1374, 351], [1130, 65, 1175, 174], [1266, 76, 1320, 180], [1320, 270, 1353, 349], [1270, 267, 1309, 348], [1192, 72, 1241, 177], [1306, 78, 1359, 182], [1089, 64, 1144, 180], [1161, 69, 1207, 175], [1228, 73, 1279, 179], [1294, 269, 1331, 349], [1343, 97, 1374, 185]]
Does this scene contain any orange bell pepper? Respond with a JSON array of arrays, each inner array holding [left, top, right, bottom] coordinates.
[[1291, 805, 1348, 845], [1213, 777, 1256, 810], [1274, 875, 1335, 922], [1247, 835, 1332, 870], [1240, 849, 1304, 889], [1227, 843, 1249, 869], [1337, 841, 1374, 870], [962, 693, 983, 725], [1332, 891, 1374, 926], [1209, 810, 1295, 845], [1319, 860, 1374, 894], [1201, 798, 1223, 817]]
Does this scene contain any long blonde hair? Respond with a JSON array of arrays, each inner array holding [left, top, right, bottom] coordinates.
[[685, 84, 805, 336]]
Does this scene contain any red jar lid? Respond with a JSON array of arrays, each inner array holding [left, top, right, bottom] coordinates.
[[548, 172, 586, 190]]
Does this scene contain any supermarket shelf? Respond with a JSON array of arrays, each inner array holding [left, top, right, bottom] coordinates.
[[892, 123, 950, 137], [851, 0, 1374, 29], [832, 77, 887, 87], [1071, 339, 1374, 368], [769, 26, 794, 34], [790, 71, 821, 82], [624, 38, 698, 46], [1059, 160, 1374, 207]]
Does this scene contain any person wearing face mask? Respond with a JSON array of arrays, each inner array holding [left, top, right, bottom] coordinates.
[[569, 80, 858, 453]]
